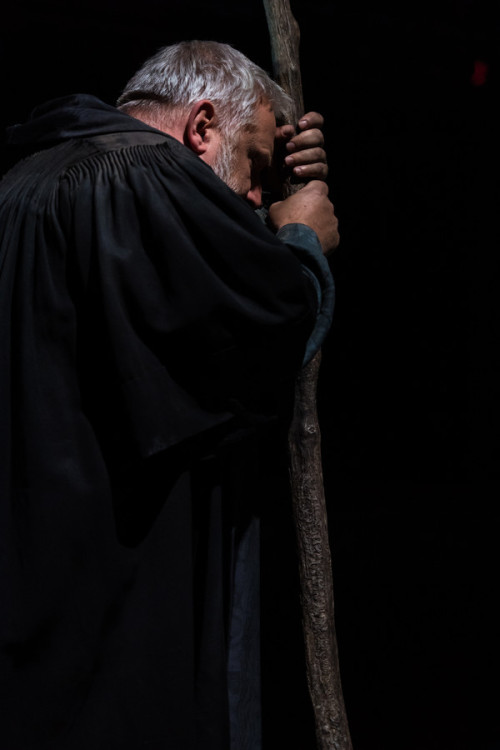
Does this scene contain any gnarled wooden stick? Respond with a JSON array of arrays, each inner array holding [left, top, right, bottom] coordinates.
[[262, 2, 352, 748]]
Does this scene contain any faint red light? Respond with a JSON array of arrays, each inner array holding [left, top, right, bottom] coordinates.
[[470, 60, 489, 86]]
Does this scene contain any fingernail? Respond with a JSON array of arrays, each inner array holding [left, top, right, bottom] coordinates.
[[286, 141, 296, 152], [299, 119, 308, 128], [285, 155, 294, 165]]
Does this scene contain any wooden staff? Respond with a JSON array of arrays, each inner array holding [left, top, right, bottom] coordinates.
[[262, 2, 353, 749]]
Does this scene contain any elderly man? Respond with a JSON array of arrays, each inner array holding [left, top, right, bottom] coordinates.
[[0, 41, 338, 749]]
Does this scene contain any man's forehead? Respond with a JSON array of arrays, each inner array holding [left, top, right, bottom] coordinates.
[[244, 99, 276, 131], [247, 102, 276, 148]]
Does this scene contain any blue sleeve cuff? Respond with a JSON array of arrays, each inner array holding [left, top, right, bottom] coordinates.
[[277, 223, 335, 366]]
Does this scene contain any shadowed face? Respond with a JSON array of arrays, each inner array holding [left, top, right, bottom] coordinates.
[[136, 96, 278, 210], [212, 101, 276, 209]]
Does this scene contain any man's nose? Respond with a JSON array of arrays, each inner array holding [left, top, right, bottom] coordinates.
[[245, 185, 263, 209]]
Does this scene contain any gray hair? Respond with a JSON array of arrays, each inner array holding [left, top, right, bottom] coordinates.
[[116, 40, 292, 134]]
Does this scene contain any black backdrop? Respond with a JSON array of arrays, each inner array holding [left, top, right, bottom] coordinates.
[[2, 1, 499, 747]]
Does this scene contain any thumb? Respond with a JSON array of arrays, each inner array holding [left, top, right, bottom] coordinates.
[[306, 179, 329, 196], [275, 124, 295, 142]]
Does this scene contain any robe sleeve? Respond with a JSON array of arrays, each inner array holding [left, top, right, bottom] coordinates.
[[61, 138, 322, 458], [276, 223, 335, 365]]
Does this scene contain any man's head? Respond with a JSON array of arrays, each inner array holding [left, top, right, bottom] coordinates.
[[116, 41, 291, 206]]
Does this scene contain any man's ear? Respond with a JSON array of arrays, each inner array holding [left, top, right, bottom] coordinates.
[[184, 100, 218, 156]]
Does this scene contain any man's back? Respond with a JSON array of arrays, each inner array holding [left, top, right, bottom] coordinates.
[[0, 94, 319, 749]]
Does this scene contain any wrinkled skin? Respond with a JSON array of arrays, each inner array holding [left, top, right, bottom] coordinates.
[[269, 112, 339, 255], [275, 111, 328, 182]]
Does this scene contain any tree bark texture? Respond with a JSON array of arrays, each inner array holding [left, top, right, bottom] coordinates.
[[263, 2, 353, 748], [288, 352, 352, 750], [263, 0, 304, 138]]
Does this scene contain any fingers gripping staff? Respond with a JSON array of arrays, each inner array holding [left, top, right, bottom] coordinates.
[[276, 111, 329, 183], [269, 181, 338, 255], [263, 1, 353, 749]]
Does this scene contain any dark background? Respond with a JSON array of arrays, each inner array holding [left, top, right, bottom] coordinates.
[[2, 1, 498, 747]]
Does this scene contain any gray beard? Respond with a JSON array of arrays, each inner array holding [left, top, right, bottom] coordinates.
[[212, 136, 242, 195]]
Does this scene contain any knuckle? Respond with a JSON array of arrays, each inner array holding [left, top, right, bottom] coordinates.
[[306, 130, 324, 146]]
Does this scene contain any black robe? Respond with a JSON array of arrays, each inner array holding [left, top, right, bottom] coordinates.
[[0, 95, 329, 749]]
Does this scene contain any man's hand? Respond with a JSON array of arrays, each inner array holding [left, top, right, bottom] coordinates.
[[275, 111, 328, 182], [269, 181, 339, 256]]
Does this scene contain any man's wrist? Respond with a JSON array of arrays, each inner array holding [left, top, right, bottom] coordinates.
[[276, 223, 322, 255]]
